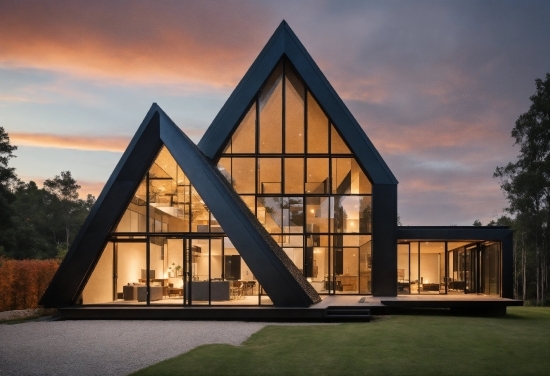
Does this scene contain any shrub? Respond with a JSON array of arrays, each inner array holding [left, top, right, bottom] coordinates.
[[0, 258, 59, 312]]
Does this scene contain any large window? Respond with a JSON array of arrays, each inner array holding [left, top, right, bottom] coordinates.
[[218, 59, 373, 294], [397, 240, 502, 296], [82, 146, 270, 306]]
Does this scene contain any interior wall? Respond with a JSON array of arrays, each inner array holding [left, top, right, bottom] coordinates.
[[117, 243, 146, 293], [150, 242, 164, 283], [419, 253, 440, 284], [397, 245, 409, 282], [343, 248, 359, 276], [82, 243, 113, 304]]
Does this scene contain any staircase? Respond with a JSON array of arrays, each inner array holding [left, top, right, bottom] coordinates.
[[325, 306, 371, 322]]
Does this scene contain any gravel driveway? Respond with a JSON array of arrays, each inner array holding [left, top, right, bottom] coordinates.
[[0, 319, 268, 376]]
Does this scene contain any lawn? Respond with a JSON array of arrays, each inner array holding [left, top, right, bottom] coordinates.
[[133, 307, 550, 376]]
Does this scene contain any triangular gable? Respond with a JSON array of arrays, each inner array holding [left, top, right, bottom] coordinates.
[[41, 105, 163, 307], [41, 104, 321, 308], [199, 20, 397, 185]]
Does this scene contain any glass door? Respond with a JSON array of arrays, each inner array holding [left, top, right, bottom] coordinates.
[[183, 237, 225, 305]]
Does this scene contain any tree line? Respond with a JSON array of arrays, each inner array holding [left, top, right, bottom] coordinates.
[[475, 73, 550, 306], [0, 128, 94, 260]]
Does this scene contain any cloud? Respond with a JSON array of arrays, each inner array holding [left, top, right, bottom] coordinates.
[[10, 127, 207, 152], [78, 180, 106, 198], [10, 133, 129, 152], [0, 1, 275, 88]]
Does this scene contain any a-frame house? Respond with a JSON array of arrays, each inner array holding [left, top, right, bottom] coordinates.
[[41, 21, 515, 316]]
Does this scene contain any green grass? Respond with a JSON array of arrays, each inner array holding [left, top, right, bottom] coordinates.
[[132, 307, 550, 376]]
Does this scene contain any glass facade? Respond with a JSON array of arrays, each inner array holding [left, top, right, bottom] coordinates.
[[217, 59, 373, 294], [82, 146, 272, 306], [63, 28, 513, 312], [397, 240, 501, 295]]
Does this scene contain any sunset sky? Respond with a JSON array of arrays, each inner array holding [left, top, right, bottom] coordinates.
[[2, 1, 549, 226]]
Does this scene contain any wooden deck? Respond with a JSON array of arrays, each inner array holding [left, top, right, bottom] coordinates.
[[58, 294, 522, 321]]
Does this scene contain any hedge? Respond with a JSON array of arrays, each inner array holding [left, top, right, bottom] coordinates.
[[0, 258, 59, 312]]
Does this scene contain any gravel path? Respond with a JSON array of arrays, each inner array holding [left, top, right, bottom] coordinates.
[[0, 320, 268, 376]]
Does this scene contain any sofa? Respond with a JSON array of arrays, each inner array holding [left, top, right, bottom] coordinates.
[[137, 286, 163, 301], [123, 284, 163, 301]]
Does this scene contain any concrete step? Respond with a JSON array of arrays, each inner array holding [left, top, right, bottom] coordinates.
[[325, 306, 371, 321]]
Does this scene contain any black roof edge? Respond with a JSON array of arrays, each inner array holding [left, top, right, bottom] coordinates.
[[41, 104, 163, 307], [397, 225, 513, 241], [198, 20, 397, 185]]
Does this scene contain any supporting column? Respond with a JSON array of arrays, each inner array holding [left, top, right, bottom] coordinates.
[[501, 232, 514, 299], [371, 183, 397, 296]]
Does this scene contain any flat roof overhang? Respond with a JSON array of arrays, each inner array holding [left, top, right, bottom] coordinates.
[[397, 226, 513, 241]]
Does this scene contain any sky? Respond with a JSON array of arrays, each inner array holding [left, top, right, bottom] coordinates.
[[1, 0, 549, 226]]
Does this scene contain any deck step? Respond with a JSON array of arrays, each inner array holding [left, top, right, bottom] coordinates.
[[325, 306, 371, 321]]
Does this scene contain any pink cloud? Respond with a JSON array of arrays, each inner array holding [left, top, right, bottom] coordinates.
[[11, 133, 129, 152], [0, 1, 274, 87]]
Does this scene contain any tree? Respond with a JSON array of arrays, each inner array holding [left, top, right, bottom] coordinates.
[[43, 171, 84, 254], [472, 219, 482, 226], [0, 127, 18, 254], [494, 73, 550, 305]]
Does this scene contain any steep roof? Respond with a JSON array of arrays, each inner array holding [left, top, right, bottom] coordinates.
[[199, 20, 397, 185], [41, 104, 320, 308]]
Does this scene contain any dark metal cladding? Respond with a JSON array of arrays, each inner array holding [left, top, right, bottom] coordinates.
[[198, 20, 397, 186], [396, 226, 514, 299], [371, 184, 398, 296], [40, 105, 163, 307], [158, 108, 321, 307], [42, 104, 321, 308], [197, 20, 399, 298]]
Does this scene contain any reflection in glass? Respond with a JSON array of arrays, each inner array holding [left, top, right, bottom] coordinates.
[[483, 242, 500, 295], [283, 197, 304, 233], [259, 63, 283, 153], [285, 64, 305, 153], [284, 158, 304, 194], [333, 196, 372, 233], [257, 197, 283, 233], [307, 92, 328, 153], [306, 158, 329, 194], [258, 158, 281, 194], [306, 196, 331, 233]]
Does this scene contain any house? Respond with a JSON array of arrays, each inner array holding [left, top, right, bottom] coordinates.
[[41, 21, 515, 317]]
